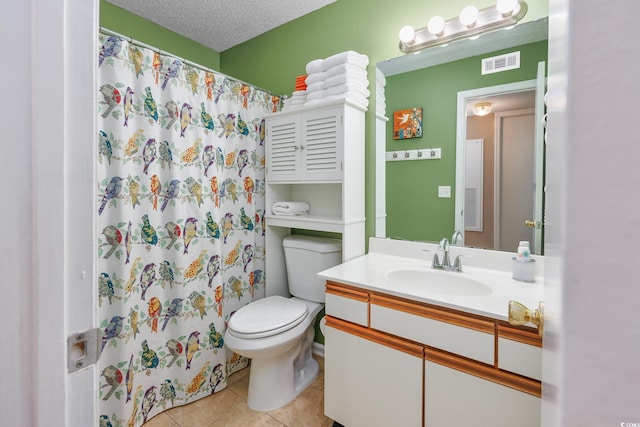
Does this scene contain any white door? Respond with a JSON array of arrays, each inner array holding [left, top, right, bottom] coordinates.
[[495, 109, 536, 252]]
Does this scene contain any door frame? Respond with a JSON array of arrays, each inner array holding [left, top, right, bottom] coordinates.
[[33, 0, 99, 425], [455, 79, 537, 248]]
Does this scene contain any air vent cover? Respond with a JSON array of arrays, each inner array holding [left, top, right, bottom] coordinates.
[[481, 51, 520, 75]]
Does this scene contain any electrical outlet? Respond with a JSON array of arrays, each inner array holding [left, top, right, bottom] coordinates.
[[438, 186, 451, 198]]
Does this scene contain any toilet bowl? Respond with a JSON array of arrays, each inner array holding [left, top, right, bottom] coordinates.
[[223, 235, 342, 411]]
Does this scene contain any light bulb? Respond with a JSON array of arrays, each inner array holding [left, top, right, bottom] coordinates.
[[459, 5, 479, 28], [496, 0, 519, 16], [427, 16, 446, 36], [473, 102, 492, 116], [399, 25, 416, 44]]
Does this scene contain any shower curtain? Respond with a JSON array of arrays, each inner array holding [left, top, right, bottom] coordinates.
[[97, 33, 279, 426]]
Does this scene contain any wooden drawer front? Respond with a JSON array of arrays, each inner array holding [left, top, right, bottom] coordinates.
[[498, 338, 542, 381], [370, 303, 494, 365], [325, 282, 369, 327]]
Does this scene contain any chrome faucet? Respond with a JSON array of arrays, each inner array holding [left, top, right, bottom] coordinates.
[[432, 237, 468, 272], [432, 238, 451, 270], [451, 230, 463, 245]]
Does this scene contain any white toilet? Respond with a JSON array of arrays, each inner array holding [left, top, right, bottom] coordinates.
[[224, 235, 342, 411]]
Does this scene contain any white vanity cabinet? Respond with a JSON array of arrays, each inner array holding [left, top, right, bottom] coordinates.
[[324, 281, 542, 427], [264, 100, 366, 297]]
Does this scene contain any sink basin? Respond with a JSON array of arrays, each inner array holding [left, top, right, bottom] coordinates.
[[385, 268, 492, 297]]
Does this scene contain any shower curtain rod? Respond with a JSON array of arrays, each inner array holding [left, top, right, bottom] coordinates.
[[100, 27, 285, 99]]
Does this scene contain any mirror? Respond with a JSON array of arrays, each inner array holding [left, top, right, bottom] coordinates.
[[376, 18, 548, 254]]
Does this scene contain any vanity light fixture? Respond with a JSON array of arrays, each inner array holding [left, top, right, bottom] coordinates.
[[398, 1, 528, 53], [473, 102, 493, 116]]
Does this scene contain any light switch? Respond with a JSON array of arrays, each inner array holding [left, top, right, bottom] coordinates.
[[438, 186, 451, 198]]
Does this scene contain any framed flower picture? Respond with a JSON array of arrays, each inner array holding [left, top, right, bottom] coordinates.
[[393, 107, 423, 140]]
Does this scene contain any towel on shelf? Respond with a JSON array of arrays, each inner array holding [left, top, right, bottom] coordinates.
[[272, 201, 310, 216], [324, 63, 368, 79], [306, 84, 370, 101], [305, 72, 326, 86], [306, 75, 369, 94], [305, 51, 369, 74], [304, 92, 369, 109], [375, 68, 386, 86]]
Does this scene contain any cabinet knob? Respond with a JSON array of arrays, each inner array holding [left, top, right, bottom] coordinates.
[[524, 220, 538, 228], [508, 300, 544, 336]]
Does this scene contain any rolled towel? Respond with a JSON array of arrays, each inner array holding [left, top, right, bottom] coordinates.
[[325, 83, 370, 98], [306, 59, 325, 75], [272, 201, 310, 216]]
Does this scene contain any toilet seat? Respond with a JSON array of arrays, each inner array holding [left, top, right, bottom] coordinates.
[[228, 296, 309, 339]]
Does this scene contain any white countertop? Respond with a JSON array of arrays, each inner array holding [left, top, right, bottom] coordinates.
[[318, 237, 544, 322]]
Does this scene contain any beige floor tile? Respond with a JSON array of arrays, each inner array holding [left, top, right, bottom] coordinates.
[[165, 389, 243, 426], [321, 418, 335, 427], [143, 412, 180, 427], [228, 365, 250, 388], [209, 401, 285, 427], [227, 368, 250, 399], [267, 385, 327, 427]]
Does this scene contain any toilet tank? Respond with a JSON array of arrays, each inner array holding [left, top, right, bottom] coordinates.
[[282, 235, 342, 303]]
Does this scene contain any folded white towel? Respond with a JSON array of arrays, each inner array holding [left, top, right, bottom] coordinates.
[[304, 93, 370, 109], [324, 63, 367, 79], [306, 75, 369, 93], [272, 201, 310, 216], [306, 59, 325, 75], [307, 84, 370, 101], [305, 72, 326, 86], [322, 50, 369, 71], [305, 51, 369, 74]]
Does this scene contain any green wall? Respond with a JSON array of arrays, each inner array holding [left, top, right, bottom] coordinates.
[[99, 0, 220, 70], [385, 40, 548, 242], [220, 0, 549, 243]]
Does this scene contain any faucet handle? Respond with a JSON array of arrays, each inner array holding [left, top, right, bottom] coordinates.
[[452, 254, 471, 272]]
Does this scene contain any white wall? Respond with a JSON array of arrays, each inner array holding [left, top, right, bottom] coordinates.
[[548, 0, 640, 424]]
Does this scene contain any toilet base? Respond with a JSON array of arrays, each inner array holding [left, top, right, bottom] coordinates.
[[246, 327, 319, 411]]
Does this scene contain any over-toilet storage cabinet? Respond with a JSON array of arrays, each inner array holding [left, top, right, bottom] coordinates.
[[324, 282, 542, 427], [264, 100, 366, 297]]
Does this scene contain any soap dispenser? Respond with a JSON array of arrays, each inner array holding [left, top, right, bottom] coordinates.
[[512, 241, 535, 282]]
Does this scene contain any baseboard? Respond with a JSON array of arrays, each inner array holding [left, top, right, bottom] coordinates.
[[312, 342, 325, 358]]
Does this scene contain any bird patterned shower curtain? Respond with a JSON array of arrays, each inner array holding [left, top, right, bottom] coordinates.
[[97, 33, 279, 426]]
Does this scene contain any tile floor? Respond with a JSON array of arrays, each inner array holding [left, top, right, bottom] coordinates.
[[143, 355, 334, 427]]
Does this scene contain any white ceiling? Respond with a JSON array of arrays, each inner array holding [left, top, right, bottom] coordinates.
[[106, 0, 337, 52]]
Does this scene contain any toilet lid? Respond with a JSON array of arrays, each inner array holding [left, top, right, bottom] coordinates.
[[228, 296, 308, 339]]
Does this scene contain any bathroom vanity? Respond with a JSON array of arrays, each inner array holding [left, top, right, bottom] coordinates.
[[319, 238, 543, 427]]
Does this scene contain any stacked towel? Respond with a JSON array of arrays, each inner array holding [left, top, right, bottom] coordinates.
[[272, 201, 310, 216], [303, 50, 370, 108], [375, 67, 387, 118], [295, 75, 307, 92], [282, 90, 307, 111]]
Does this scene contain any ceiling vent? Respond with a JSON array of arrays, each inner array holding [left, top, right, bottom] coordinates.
[[481, 51, 520, 75]]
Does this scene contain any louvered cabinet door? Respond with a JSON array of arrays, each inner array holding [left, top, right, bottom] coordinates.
[[301, 109, 343, 181], [266, 116, 300, 181]]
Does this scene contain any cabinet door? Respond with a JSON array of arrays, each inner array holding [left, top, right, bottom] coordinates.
[[266, 116, 300, 181], [325, 323, 422, 427], [301, 109, 343, 181], [424, 360, 540, 427]]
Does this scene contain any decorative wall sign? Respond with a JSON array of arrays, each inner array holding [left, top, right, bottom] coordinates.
[[393, 107, 423, 140]]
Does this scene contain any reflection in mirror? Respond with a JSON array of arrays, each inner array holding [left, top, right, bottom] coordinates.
[[376, 18, 548, 254]]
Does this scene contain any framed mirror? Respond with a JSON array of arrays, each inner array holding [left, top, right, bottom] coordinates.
[[376, 18, 548, 254]]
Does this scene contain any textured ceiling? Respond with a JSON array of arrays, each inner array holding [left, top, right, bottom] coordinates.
[[106, 0, 337, 52]]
